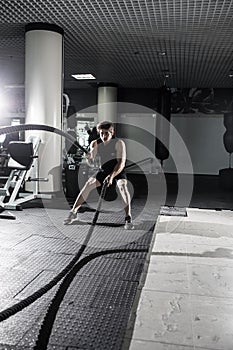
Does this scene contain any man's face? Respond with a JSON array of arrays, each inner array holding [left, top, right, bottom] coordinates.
[[99, 127, 114, 143]]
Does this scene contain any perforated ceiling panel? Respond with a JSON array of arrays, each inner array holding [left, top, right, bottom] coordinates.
[[0, 0, 233, 89]]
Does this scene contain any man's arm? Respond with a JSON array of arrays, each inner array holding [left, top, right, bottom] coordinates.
[[86, 140, 98, 166], [104, 139, 126, 185]]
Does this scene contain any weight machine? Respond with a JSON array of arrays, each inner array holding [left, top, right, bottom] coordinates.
[[0, 135, 51, 211]]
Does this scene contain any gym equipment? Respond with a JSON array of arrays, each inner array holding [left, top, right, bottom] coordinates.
[[0, 124, 88, 218], [0, 135, 51, 210]]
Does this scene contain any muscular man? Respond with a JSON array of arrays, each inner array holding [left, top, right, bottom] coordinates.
[[64, 120, 134, 229]]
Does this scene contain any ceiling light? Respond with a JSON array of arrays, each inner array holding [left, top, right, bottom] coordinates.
[[229, 74, 233, 78], [72, 74, 96, 80]]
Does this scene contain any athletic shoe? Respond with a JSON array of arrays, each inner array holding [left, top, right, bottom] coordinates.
[[124, 216, 134, 230], [63, 211, 78, 225]]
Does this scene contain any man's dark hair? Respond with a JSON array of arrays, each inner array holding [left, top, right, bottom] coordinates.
[[97, 121, 114, 131]]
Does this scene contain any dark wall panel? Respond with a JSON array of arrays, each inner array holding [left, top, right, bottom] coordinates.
[[118, 88, 159, 110], [65, 88, 97, 113]]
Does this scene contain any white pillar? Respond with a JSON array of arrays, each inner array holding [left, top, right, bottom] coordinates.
[[25, 23, 64, 192], [97, 84, 117, 123]]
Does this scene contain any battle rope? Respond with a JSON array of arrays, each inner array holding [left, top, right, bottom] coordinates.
[[0, 124, 88, 154], [0, 124, 149, 171], [0, 182, 108, 322], [34, 247, 148, 350], [0, 123, 97, 322], [0, 123, 148, 332]]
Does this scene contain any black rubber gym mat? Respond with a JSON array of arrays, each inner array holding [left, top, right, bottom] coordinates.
[[0, 200, 157, 350]]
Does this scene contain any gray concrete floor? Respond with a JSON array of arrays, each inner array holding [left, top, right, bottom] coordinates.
[[127, 208, 233, 350]]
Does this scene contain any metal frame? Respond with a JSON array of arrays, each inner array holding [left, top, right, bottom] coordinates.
[[0, 136, 51, 210]]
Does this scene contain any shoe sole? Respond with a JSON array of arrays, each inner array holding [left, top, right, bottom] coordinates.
[[64, 218, 82, 226], [124, 224, 135, 230]]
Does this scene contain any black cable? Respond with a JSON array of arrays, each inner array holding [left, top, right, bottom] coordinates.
[[34, 247, 147, 350]]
